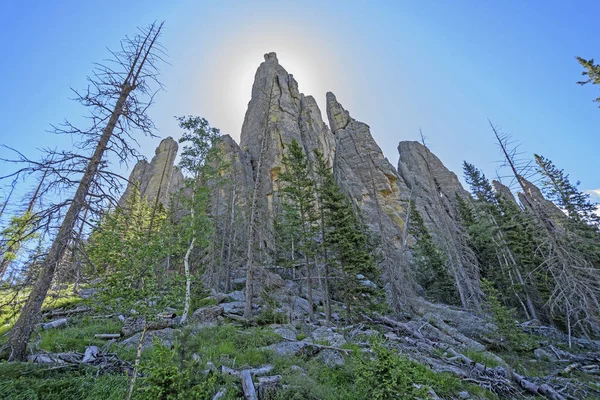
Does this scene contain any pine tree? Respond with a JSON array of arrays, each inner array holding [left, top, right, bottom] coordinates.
[[176, 116, 221, 323], [576, 57, 600, 106], [535, 154, 600, 227], [408, 202, 459, 305], [314, 150, 380, 322], [279, 139, 318, 322]]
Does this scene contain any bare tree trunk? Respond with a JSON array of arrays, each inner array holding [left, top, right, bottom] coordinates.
[[0, 22, 163, 361], [306, 256, 314, 322], [244, 134, 266, 319], [0, 171, 47, 279], [180, 237, 195, 324], [126, 324, 147, 400], [224, 172, 237, 293], [244, 81, 274, 320], [1, 88, 130, 361]]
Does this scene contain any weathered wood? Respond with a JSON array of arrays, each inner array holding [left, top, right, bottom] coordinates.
[[241, 369, 257, 400], [257, 375, 282, 399], [43, 307, 90, 319], [41, 318, 68, 330], [249, 365, 274, 376], [94, 334, 121, 340], [212, 388, 227, 400], [157, 312, 177, 319], [82, 346, 99, 363]]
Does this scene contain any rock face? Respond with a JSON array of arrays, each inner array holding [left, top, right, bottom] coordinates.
[[517, 176, 565, 222], [238, 53, 335, 249], [492, 180, 519, 205], [119, 137, 183, 208], [397, 141, 482, 310], [397, 141, 471, 237], [326, 92, 415, 304], [124, 53, 486, 311]]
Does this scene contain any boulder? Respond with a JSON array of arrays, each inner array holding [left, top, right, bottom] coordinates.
[[120, 328, 180, 350], [191, 305, 224, 326], [311, 326, 346, 347]]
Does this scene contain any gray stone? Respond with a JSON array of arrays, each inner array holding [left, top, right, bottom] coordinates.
[[226, 290, 246, 302], [222, 301, 246, 315], [272, 326, 297, 341], [326, 92, 415, 303], [265, 341, 308, 356], [238, 53, 336, 252], [311, 326, 346, 347], [191, 305, 224, 326], [359, 279, 377, 289], [316, 349, 345, 366], [119, 137, 181, 209], [121, 328, 180, 350]]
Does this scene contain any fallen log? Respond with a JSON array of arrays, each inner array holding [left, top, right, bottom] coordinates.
[[94, 334, 121, 340], [82, 346, 99, 363], [41, 318, 68, 330], [43, 307, 90, 319], [241, 369, 257, 400]]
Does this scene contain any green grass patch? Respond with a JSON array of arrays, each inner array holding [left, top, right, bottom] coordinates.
[[0, 362, 129, 400], [38, 316, 123, 353]]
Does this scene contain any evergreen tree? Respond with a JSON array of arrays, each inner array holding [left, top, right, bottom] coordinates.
[[535, 154, 600, 227], [279, 139, 318, 322], [176, 116, 221, 323], [408, 202, 459, 305], [313, 150, 380, 321], [462, 162, 542, 321], [576, 57, 600, 106]]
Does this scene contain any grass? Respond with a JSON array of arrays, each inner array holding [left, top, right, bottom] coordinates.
[[38, 316, 124, 354], [181, 324, 281, 368], [0, 362, 129, 400], [0, 308, 500, 400], [0, 284, 85, 337]]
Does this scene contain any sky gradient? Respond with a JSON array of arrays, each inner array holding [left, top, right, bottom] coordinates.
[[1, 0, 599, 202]]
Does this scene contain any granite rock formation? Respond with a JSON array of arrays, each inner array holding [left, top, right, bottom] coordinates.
[[119, 137, 183, 208], [326, 92, 415, 304]]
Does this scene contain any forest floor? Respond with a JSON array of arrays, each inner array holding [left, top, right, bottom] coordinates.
[[1, 285, 599, 400]]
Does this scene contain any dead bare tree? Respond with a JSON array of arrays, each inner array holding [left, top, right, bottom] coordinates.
[[0, 21, 166, 361], [244, 80, 275, 319], [419, 132, 483, 311], [490, 121, 600, 342]]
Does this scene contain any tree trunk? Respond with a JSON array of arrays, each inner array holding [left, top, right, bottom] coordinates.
[[0, 85, 132, 361], [244, 80, 273, 319], [180, 237, 195, 324], [126, 324, 147, 400], [306, 256, 314, 322]]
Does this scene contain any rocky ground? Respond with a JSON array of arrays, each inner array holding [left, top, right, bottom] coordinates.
[[2, 270, 599, 399]]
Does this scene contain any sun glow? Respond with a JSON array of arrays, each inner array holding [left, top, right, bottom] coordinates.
[[198, 27, 343, 141]]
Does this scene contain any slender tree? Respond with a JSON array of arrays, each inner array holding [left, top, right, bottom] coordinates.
[[576, 57, 600, 106], [0, 22, 165, 361], [176, 116, 220, 324], [279, 139, 318, 322]]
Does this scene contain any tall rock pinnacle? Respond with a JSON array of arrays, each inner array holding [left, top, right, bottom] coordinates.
[[326, 92, 415, 304], [119, 137, 183, 208], [238, 52, 335, 249]]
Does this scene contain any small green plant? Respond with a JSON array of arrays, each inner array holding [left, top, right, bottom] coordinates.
[[482, 279, 529, 351], [137, 340, 218, 400], [356, 339, 432, 399]]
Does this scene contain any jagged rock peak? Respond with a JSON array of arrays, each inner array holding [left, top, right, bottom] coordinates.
[[517, 176, 565, 220], [264, 52, 278, 63], [119, 136, 183, 208], [492, 180, 518, 205], [325, 92, 351, 133]]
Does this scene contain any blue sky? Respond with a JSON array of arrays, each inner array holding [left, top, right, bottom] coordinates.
[[1, 0, 599, 203]]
